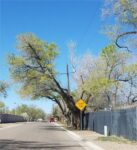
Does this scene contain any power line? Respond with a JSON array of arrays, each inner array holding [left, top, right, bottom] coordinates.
[[77, 5, 98, 51]]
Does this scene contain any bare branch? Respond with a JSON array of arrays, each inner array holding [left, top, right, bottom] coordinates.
[[115, 31, 137, 51]]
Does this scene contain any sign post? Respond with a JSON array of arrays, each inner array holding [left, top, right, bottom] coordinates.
[[75, 99, 87, 130], [80, 110, 83, 130]]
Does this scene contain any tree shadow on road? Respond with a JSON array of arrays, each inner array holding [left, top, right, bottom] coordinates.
[[39, 125, 65, 131], [0, 139, 82, 149]]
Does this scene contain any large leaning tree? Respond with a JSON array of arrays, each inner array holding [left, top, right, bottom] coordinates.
[[8, 33, 80, 128]]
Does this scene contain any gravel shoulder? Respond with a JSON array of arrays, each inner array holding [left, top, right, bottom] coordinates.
[[72, 130, 137, 150], [58, 122, 137, 150]]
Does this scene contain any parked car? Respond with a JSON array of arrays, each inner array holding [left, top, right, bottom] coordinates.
[[50, 117, 55, 122]]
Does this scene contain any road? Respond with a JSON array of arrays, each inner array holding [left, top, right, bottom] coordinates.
[[0, 122, 86, 150]]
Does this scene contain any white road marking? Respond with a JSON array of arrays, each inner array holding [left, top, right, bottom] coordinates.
[[54, 123, 105, 150]]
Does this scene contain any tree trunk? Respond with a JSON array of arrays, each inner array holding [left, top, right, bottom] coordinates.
[[52, 77, 81, 129], [72, 110, 80, 129]]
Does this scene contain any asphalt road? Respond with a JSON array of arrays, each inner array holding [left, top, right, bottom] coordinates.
[[0, 122, 86, 150]]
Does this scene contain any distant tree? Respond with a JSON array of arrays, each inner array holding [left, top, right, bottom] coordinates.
[[0, 101, 5, 113], [70, 51, 95, 110], [0, 81, 8, 97], [0, 101, 5, 108], [52, 104, 61, 117], [99, 45, 130, 106], [14, 104, 46, 121], [72, 44, 137, 110]]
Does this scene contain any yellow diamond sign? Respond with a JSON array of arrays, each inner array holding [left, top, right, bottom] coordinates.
[[75, 99, 87, 111]]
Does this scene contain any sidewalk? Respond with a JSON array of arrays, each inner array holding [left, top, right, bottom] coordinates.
[[57, 122, 137, 150], [72, 130, 137, 150]]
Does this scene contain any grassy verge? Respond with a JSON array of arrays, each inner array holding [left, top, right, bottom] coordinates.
[[97, 135, 137, 144]]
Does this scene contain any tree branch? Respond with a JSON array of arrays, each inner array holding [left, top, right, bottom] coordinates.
[[27, 43, 45, 73], [115, 31, 137, 51]]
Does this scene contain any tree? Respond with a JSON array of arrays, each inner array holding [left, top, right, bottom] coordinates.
[[52, 104, 62, 118], [8, 33, 80, 128], [0, 101, 5, 113], [72, 44, 137, 110], [97, 45, 137, 107], [99, 44, 131, 106], [69, 47, 98, 113], [102, 0, 137, 105], [14, 104, 46, 121], [0, 81, 8, 97], [0, 101, 5, 108], [102, 0, 137, 51]]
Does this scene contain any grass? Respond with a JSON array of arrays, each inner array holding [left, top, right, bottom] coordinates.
[[97, 135, 137, 144]]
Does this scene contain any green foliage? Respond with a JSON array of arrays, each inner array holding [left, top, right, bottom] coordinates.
[[125, 63, 137, 73], [103, 0, 137, 27], [8, 33, 81, 128], [101, 44, 117, 58], [102, 0, 137, 51], [14, 104, 46, 121], [8, 33, 59, 100], [100, 44, 119, 68], [100, 44, 130, 73], [83, 77, 114, 96], [17, 33, 58, 61], [76, 43, 133, 109], [0, 81, 8, 97], [0, 101, 7, 113], [0, 101, 5, 108], [52, 105, 60, 116]]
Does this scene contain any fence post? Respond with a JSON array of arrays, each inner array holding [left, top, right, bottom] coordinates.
[[104, 125, 108, 137]]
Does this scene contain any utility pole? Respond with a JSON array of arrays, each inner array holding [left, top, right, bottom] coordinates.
[[80, 75, 84, 130], [66, 64, 73, 127], [80, 75, 84, 84], [57, 64, 75, 126]]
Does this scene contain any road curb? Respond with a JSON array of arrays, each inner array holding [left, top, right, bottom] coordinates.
[[54, 122, 105, 150]]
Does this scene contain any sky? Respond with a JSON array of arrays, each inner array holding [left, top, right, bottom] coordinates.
[[0, 0, 110, 113]]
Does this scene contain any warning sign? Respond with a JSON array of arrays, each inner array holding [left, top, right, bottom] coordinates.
[[75, 99, 87, 111]]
